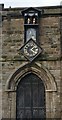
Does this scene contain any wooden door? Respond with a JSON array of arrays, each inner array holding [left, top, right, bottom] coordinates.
[[16, 73, 46, 119]]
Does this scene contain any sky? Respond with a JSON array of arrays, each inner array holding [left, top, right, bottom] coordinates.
[[0, 0, 61, 8]]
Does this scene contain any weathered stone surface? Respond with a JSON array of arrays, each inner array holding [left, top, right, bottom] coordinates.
[[1, 5, 62, 119]]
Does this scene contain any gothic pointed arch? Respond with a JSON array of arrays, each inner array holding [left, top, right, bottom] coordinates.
[[5, 62, 57, 92]]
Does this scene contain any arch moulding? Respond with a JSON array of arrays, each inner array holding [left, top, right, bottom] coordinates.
[[5, 62, 57, 92]]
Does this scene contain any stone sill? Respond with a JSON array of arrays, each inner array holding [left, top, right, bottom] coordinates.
[[0, 56, 62, 62], [5, 89, 57, 92]]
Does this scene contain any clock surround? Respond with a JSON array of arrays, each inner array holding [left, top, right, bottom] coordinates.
[[22, 7, 41, 43], [20, 39, 42, 62], [20, 7, 42, 62]]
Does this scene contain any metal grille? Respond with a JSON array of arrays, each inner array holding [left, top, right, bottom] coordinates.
[[16, 73, 46, 119]]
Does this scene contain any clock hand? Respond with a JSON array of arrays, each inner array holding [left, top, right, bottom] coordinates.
[[30, 46, 38, 54]]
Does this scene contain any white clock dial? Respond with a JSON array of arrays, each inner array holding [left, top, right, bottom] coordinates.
[[24, 41, 38, 57], [20, 39, 42, 62]]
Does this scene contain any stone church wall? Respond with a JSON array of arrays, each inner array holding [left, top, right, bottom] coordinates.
[[0, 4, 62, 119]]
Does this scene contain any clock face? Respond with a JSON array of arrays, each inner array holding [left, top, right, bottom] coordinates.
[[20, 39, 42, 62], [26, 28, 36, 41], [24, 40, 38, 57]]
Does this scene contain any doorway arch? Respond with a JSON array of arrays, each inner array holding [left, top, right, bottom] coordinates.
[[6, 62, 57, 91], [5, 62, 57, 119], [16, 73, 46, 119]]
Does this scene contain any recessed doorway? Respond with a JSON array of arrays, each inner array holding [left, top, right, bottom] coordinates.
[[16, 73, 46, 119]]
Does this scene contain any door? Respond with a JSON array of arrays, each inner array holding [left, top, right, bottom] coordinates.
[[16, 73, 46, 119]]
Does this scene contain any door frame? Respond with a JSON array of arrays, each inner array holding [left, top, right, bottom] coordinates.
[[5, 62, 57, 119]]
